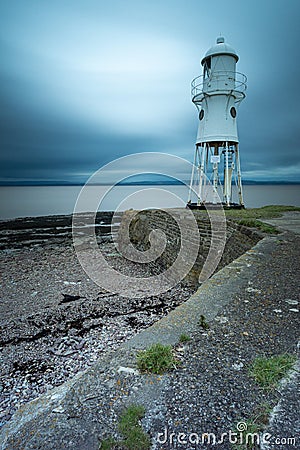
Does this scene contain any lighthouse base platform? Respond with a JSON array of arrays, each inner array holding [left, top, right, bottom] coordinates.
[[186, 202, 245, 210]]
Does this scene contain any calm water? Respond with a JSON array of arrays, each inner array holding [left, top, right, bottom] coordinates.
[[0, 184, 299, 220]]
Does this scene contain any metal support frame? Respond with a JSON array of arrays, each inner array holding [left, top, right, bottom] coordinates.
[[188, 143, 208, 205], [188, 141, 244, 208]]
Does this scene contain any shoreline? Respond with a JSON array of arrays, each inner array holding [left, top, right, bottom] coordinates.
[[1, 186, 300, 221], [0, 212, 115, 251]]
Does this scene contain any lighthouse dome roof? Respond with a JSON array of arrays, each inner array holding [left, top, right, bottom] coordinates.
[[201, 37, 239, 64]]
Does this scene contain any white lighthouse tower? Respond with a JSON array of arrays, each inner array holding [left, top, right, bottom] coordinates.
[[187, 37, 247, 208]]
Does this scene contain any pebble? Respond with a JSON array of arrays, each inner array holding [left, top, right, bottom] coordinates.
[[214, 316, 229, 324], [245, 287, 261, 293], [52, 406, 65, 414], [117, 367, 139, 375], [285, 299, 298, 305], [232, 362, 244, 371]]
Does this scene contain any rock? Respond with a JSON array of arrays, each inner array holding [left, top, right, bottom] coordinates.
[[215, 316, 229, 324], [52, 406, 65, 414], [232, 362, 244, 371], [60, 294, 82, 304], [117, 366, 139, 375], [285, 299, 298, 305], [245, 287, 261, 293]]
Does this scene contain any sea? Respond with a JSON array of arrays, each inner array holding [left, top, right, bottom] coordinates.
[[0, 184, 299, 220]]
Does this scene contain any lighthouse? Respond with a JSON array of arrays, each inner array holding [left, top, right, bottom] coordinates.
[[187, 37, 247, 208]]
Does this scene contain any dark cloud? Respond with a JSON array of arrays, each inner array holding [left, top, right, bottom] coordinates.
[[0, 0, 299, 184]]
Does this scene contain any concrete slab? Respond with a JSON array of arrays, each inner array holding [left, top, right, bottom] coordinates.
[[261, 211, 300, 234]]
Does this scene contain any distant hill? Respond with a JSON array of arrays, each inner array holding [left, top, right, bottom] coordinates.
[[0, 180, 299, 186]]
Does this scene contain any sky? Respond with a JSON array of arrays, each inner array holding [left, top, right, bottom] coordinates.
[[0, 0, 300, 185]]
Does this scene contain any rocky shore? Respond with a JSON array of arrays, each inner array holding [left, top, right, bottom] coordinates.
[[0, 214, 195, 427]]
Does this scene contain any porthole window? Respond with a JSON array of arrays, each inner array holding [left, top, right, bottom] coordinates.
[[199, 109, 204, 120], [230, 107, 237, 118]]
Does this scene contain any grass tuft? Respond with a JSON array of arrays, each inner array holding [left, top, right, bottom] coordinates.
[[249, 354, 296, 389], [232, 404, 272, 449], [199, 315, 210, 330], [100, 405, 150, 450], [100, 437, 117, 450], [137, 343, 177, 374], [179, 333, 191, 343], [118, 405, 150, 450]]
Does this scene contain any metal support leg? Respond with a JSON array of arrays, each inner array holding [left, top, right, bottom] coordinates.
[[212, 160, 219, 204], [223, 144, 230, 206], [198, 144, 206, 205], [188, 146, 197, 203], [235, 144, 244, 206]]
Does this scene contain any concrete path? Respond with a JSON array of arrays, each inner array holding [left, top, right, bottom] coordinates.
[[261, 211, 300, 234]]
